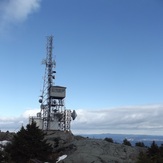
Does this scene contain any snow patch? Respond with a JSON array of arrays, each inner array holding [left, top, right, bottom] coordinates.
[[56, 155, 67, 163]]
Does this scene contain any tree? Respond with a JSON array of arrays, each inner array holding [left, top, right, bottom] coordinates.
[[135, 142, 145, 147], [137, 151, 153, 163], [123, 138, 132, 146], [5, 121, 53, 163], [104, 137, 114, 143], [0, 150, 4, 162], [148, 141, 159, 157], [137, 141, 163, 163]]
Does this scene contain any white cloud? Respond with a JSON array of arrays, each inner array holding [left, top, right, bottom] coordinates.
[[0, 0, 41, 32], [71, 104, 163, 135], [1, 105, 163, 135], [22, 109, 40, 118], [0, 109, 39, 132]]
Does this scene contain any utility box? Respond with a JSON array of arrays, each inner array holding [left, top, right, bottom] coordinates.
[[50, 86, 66, 99]]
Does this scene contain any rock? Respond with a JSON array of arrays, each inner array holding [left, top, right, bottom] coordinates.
[[0, 130, 147, 162], [57, 138, 146, 163], [45, 130, 75, 148], [45, 132, 147, 163], [45, 130, 75, 141]]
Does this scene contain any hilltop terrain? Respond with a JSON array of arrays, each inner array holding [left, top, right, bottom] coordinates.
[[0, 130, 148, 162], [1, 130, 159, 163], [45, 131, 146, 163]]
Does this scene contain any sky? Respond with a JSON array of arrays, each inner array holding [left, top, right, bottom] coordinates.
[[0, 0, 163, 135]]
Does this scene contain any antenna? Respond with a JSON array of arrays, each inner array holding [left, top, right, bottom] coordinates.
[[29, 36, 77, 131]]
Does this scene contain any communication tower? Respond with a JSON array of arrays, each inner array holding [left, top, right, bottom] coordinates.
[[30, 36, 77, 131]]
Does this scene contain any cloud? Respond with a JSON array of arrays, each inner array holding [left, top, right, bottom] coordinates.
[[0, 0, 41, 32], [71, 104, 163, 135], [1, 105, 163, 135], [0, 109, 39, 132], [23, 109, 40, 118]]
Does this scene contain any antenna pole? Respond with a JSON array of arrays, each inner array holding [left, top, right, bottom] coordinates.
[[29, 36, 77, 131]]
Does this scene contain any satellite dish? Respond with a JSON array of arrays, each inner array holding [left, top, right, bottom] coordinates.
[[39, 99, 42, 103], [71, 110, 77, 120]]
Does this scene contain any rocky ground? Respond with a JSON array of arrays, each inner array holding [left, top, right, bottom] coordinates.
[[45, 131, 147, 163], [0, 130, 146, 162]]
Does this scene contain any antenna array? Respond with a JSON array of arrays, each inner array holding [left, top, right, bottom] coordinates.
[[30, 36, 77, 131]]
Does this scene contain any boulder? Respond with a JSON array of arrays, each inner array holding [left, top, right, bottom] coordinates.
[[45, 132, 146, 163], [58, 138, 146, 163]]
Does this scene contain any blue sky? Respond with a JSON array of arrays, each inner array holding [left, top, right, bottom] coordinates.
[[0, 0, 163, 135]]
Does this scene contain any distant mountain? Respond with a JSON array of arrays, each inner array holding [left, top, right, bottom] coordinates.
[[79, 133, 163, 147]]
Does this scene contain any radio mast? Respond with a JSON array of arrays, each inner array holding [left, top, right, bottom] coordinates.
[[30, 36, 77, 131]]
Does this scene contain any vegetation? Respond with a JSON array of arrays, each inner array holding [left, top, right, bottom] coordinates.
[[0, 131, 14, 141], [0, 150, 4, 162], [4, 121, 53, 163], [137, 141, 163, 163], [2, 127, 163, 163], [123, 138, 132, 146], [104, 137, 114, 143], [135, 142, 145, 147]]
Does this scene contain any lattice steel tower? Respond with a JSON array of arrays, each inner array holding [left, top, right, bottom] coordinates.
[[30, 36, 77, 131]]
